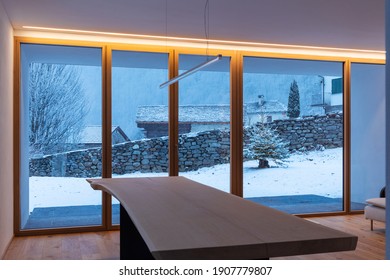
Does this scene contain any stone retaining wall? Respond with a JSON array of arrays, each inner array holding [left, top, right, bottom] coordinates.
[[30, 113, 343, 177], [268, 112, 343, 151]]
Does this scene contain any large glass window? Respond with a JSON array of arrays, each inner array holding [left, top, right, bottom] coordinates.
[[243, 57, 344, 214], [20, 44, 103, 229], [18, 41, 384, 234], [111, 50, 169, 224], [178, 54, 231, 192], [351, 63, 385, 210]]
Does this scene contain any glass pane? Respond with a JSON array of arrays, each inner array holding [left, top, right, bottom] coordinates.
[[20, 44, 103, 229], [111, 50, 169, 224], [351, 63, 385, 210], [178, 54, 230, 192], [243, 57, 343, 214]]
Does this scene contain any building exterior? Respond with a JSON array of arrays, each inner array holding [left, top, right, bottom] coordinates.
[[136, 105, 230, 138], [136, 96, 287, 137], [72, 125, 130, 148], [325, 77, 343, 113], [244, 95, 287, 125]]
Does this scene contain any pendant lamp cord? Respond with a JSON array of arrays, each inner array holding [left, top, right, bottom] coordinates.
[[165, 0, 168, 52], [204, 0, 210, 59]]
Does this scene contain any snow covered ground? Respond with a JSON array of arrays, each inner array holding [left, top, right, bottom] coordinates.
[[29, 148, 343, 212]]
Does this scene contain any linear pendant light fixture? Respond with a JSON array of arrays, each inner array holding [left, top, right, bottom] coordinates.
[[159, 54, 222, 88], [159, 0, 222, 89]]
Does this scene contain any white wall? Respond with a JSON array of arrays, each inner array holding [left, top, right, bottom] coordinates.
[[351, 64, 386, 203], [330, 93, 343, 106], [0, 0, 14, 258]]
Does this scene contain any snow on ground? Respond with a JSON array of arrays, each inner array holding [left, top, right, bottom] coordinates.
[[29, 148, 342, 212]]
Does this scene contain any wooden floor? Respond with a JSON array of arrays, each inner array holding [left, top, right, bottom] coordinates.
[[275, 215, 385, 260], [3, 214, 385, 260]]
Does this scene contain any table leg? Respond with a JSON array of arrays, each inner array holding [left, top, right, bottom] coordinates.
[[120, 204, 155, 260]]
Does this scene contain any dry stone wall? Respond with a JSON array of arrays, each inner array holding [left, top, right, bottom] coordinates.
[[30, 113, 343, 177], [268, 112, 343, 151]]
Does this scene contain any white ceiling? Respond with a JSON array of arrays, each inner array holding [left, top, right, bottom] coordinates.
[[1, 0, 385, 51]]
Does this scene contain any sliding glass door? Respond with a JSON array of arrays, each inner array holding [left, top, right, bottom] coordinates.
[[111, 50, 169, 224], [19, 43, 103, 229], [243, 57, 344, 214], [178, 54, 231, 192], [17, 40, 384, 234]]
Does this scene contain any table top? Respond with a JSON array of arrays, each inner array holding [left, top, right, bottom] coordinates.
[[87, 176, 357, 260]]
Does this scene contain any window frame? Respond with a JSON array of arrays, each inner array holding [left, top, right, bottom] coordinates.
[[13, 37, 385, 235]]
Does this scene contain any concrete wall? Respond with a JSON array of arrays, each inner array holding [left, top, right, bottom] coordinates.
[[0, 0, 14, 258]]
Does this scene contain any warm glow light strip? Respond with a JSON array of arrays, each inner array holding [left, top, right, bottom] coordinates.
[[22, 26, 385, 55], [159, 54, 222, 88]]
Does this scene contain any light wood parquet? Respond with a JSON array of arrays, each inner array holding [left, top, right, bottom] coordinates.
[[3, 215, 385, 260]]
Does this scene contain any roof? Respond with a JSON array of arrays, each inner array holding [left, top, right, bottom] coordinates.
[[70, 125, 129, 144], [245, 100, 287, 115], [136, 101, 286, 124], [136, 105, 231, 124]]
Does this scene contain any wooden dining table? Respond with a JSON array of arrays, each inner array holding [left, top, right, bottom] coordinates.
[[87, 176, 357, 260]]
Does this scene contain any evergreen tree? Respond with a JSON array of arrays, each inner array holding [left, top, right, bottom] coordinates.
[[246, 122, 290, 168], [287, 80, 300, 118]]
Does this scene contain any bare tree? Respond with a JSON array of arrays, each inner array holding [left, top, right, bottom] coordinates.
[[29, 63, 88, 155]]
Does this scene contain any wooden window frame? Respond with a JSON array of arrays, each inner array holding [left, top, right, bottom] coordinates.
[[13, 36, 385, 235]]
